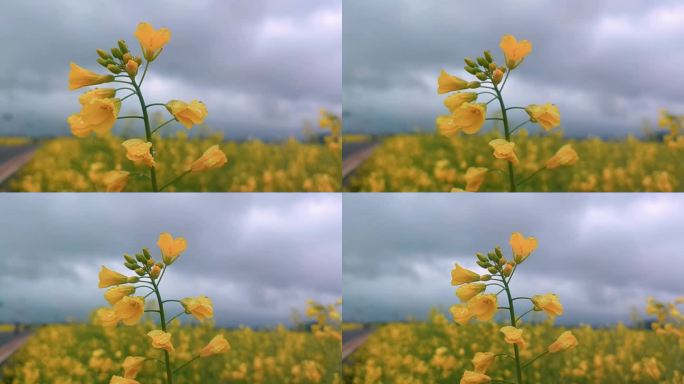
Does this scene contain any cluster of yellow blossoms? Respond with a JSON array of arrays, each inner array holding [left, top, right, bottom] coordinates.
[[437, 35, 579, 192], [67, 22, 227, 192], [635, 296, 684, 382], [306, 299, 342, 341], [659, 109, 684, 151], [97, 232, 229, 384], [450, 232, 578, 384], [319, 109, 342, 151]]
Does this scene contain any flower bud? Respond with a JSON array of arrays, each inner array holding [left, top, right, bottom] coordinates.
[[468, 81, 480, 89], [111, 47, 123, 59], [492, 69, 504, 85], [127, 276, 139, 283], [135, 268, 145, 276], [476, 260, 490, 269], [150, 265, 161, 279], [134, 56, 143, 65], [502, 263, 513, 277], [96, 49, 112, 60], [476, 253, 488, 263], [487, 266, 498, 274], [480, 274, 491, 281], [142, 248, 152, 260], [107, 64, 121, 74], [155, 262, 163, 269], [498, 257, 506, 266], [477, 57, 488, 67], [465, 66, 479, 75], [498, 67, 506, 73], [124, 254, 137, 264], [464, 57, 477, 68], [146, 258, 155, 267], [475, 72, 488, 81], [96, 58, 109, 67], [488, 63, 497, 71], [494, 247, 504, 259], [484, 51, 493, 63], [122, 53, 132, 63], [126, 60, 139, 76], [118, 40, 129, 54], [487, 252, 499, 262], [135, 253, 146, 263], [124, 262, 139, 271]]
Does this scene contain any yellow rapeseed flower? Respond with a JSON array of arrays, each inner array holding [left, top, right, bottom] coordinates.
[[472, 352, 495, 374], [450, 304, 473, 325], [460, 370, 491, 384], [468, 294, 498, 321], [444, 93, 478, 113], [68, 98, 121, 138], [546, 144, 579, 169], [147, 330, 175, 353], [113, 296, 145, 326], [199, 334, 231, 358], [104, 285, 136, 305], [452, 103, 487, 134], [438, 70, 469, 94], [122, 356, 146, 379], [98, 266, 128, 288], [499, 35, 532, 70], [78, 88, 116, 105], [190, 145, 228, 172], [181, 296, 214, 322], [134, 22, 171, 61], [525, 104, 561, 131], [532, 293, 564, 318], [464, 167, 488, 192], [500, 326, 526, 349], [122, 139, 155, 168], [97, 307, 119, 328], [509, 232, 537, 263], [643, 357, 661, 380], [125, 60, 139, 77], [166, 100, 208, 129], [456, 283, 486, 302], [103, 170, 130, 192], [488, 139, 519, 165], [451, 264, 480, 285], [110, 376, 140, 384], [548, 330, 578, 353], [157, 232, 187, 265], [68, 62, 114, 90]]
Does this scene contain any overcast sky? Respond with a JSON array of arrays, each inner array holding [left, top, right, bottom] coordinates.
[[343, 0, 684, 138], [0, 0, 340, 139], [0, 194, 341, 327], [343, 194, 684, 326]]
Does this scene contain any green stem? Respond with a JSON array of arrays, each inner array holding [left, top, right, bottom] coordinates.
[[510, 120, 530, 134], [152, 118, 177, 135], [166, 311, 185, 327], [117, 116, 144, 120], [516, 309, 534, 323], [522, 351, 549, 368], [139, 61, 150, 86], [502, 274, 524, 384], [173, 356, 200, 374], [150, 278, 173, 384], [129, 74, 158, 192], [146, 103, 168, 108], [159, 170, 191, 191], [516, 167, 547, 187], [492, 82, 516, 192]]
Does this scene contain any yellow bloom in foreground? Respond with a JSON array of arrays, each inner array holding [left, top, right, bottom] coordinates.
[[190, 145, 228, 172], [451, 264, 480, 285], [104, 285, 136, 305], [148, 330, 175, 353], [500, 326, 526, 348], [122, 356, 146, 379], [200, 334, 231, 357], [450, 304, 473, 325], [525, 104, 560, 131], [125, 60, 139, 77], [468, 294, 498, 321], [532, 293, 564, 318], [122, 139, 155, 168], [456, 283, 486, 302], [509, 232, 537, 263], [438, 70, 469, 94], [499, 35, 532, 69], [98, 266, 128, 288], [166, 100, 208, 129], [79, 88, 116, 105], [643, 357, 661, 380], [113, 296, 145, 326], [110, 376, 140, 384], [548, 330, 578, 353], [472, 352, 496, 374], [489, 139, 519, 165], [68, 62, 114, 90], [546, 144, 579, 169], [436, 115, 460, 136], [97, 307, 119, 328], [464, 167, 488, 192], [452, 103, 487, 134], [69, 98, 121, 138], [444, 92, 478, 112], [157, 232, 187, 265], [460, 370, 491, 384], [134, 22, 171, 61], [103, 170, 130, 192], [181, 296, 214, 321]]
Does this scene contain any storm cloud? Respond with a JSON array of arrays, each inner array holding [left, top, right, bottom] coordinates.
[[0, 194, 341, 327], [343, 0, 684, 137], [0, 0, 341, 139], [343, 194, 684, 325]]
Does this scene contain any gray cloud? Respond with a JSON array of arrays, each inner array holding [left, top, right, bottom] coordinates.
[[0, 194, 341, 327], [343, 0, 684, 137], [0, 0, 341, 139], [343, 194, 684, 325]]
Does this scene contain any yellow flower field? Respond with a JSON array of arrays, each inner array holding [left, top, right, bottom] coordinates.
[[344, 133, 681, 192], [5, 135, 340, 192], [343, 316, 684, 384], [1, 322, 340, 384]]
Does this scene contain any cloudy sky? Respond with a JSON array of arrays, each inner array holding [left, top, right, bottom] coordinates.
[[343, 194, 684, 326], [0, 194, 341, 327], [344, 0, 684, 138], [0, 0, 340, 139]]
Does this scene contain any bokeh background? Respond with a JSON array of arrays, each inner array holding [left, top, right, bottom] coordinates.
[[0, 0, 341, 139], [343, 0, 684, 137], [343, 193, 684, 325], [0, 193, 341, 327]]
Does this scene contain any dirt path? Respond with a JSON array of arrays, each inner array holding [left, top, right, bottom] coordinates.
[[342, 329, 373, 360], [0, 332, 31, 366], [0, 146, 36, 185], [342, 142, 378, 184]]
